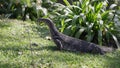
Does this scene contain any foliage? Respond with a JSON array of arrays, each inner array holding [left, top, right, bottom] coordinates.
[[0, 19, 120, 68], [113, 6, 120, 45], [0, 0, 48, 20], [0, 0, 22, 19], [51, 0, 120, 48]]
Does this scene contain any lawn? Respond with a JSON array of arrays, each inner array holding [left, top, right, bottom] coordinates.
[[0, 19, 120, 68]]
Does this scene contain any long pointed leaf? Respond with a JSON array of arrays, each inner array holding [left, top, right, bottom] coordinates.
[[112, 34, 120, 48], [63, 0, 70, 6]]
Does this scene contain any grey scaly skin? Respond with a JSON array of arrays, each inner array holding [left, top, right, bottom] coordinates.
[[37, 18, 114, 55]]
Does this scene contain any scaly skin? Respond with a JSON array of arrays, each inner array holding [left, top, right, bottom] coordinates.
[[37, 18, 114, 55]]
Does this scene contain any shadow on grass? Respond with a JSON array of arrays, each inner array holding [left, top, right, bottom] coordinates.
[[0, 43, 57, 52], [36, 45, 120, 68], [39, 46, 120, 68]]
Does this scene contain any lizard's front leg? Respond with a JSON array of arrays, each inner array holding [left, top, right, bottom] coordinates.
[[53, 39, 63, 50]]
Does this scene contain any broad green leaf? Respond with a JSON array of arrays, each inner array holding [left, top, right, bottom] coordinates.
[[65, 19, 72, 22], [60, 19, 66, 32], [71, 5, 82, 10], [86, 23, 94, 42], [72, 15, 79, 24], [86, 32, 94, 42], [111, 34, 120, 48], [63, 0, 70, 6], [75, 28, 86, 38], [101, 11, 110, 20], [95, 2, 103, 13], [109, 4, 117, 9]]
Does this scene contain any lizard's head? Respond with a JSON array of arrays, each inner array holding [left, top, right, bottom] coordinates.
[[37, 18, 44, 23], [37, 18, 52, 25]]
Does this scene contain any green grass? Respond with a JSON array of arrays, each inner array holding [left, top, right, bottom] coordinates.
[[0, 19, 120, 68]]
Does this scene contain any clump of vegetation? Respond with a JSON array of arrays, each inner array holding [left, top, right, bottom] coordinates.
[[51, 0, 120, 48], [0, 0, 48, 20]]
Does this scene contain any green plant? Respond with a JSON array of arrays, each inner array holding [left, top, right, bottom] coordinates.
[[52, 0, 120, 48], [113, 5, 120, 45], [0, 0, 23, 18], [0, 0, 48, 20]]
